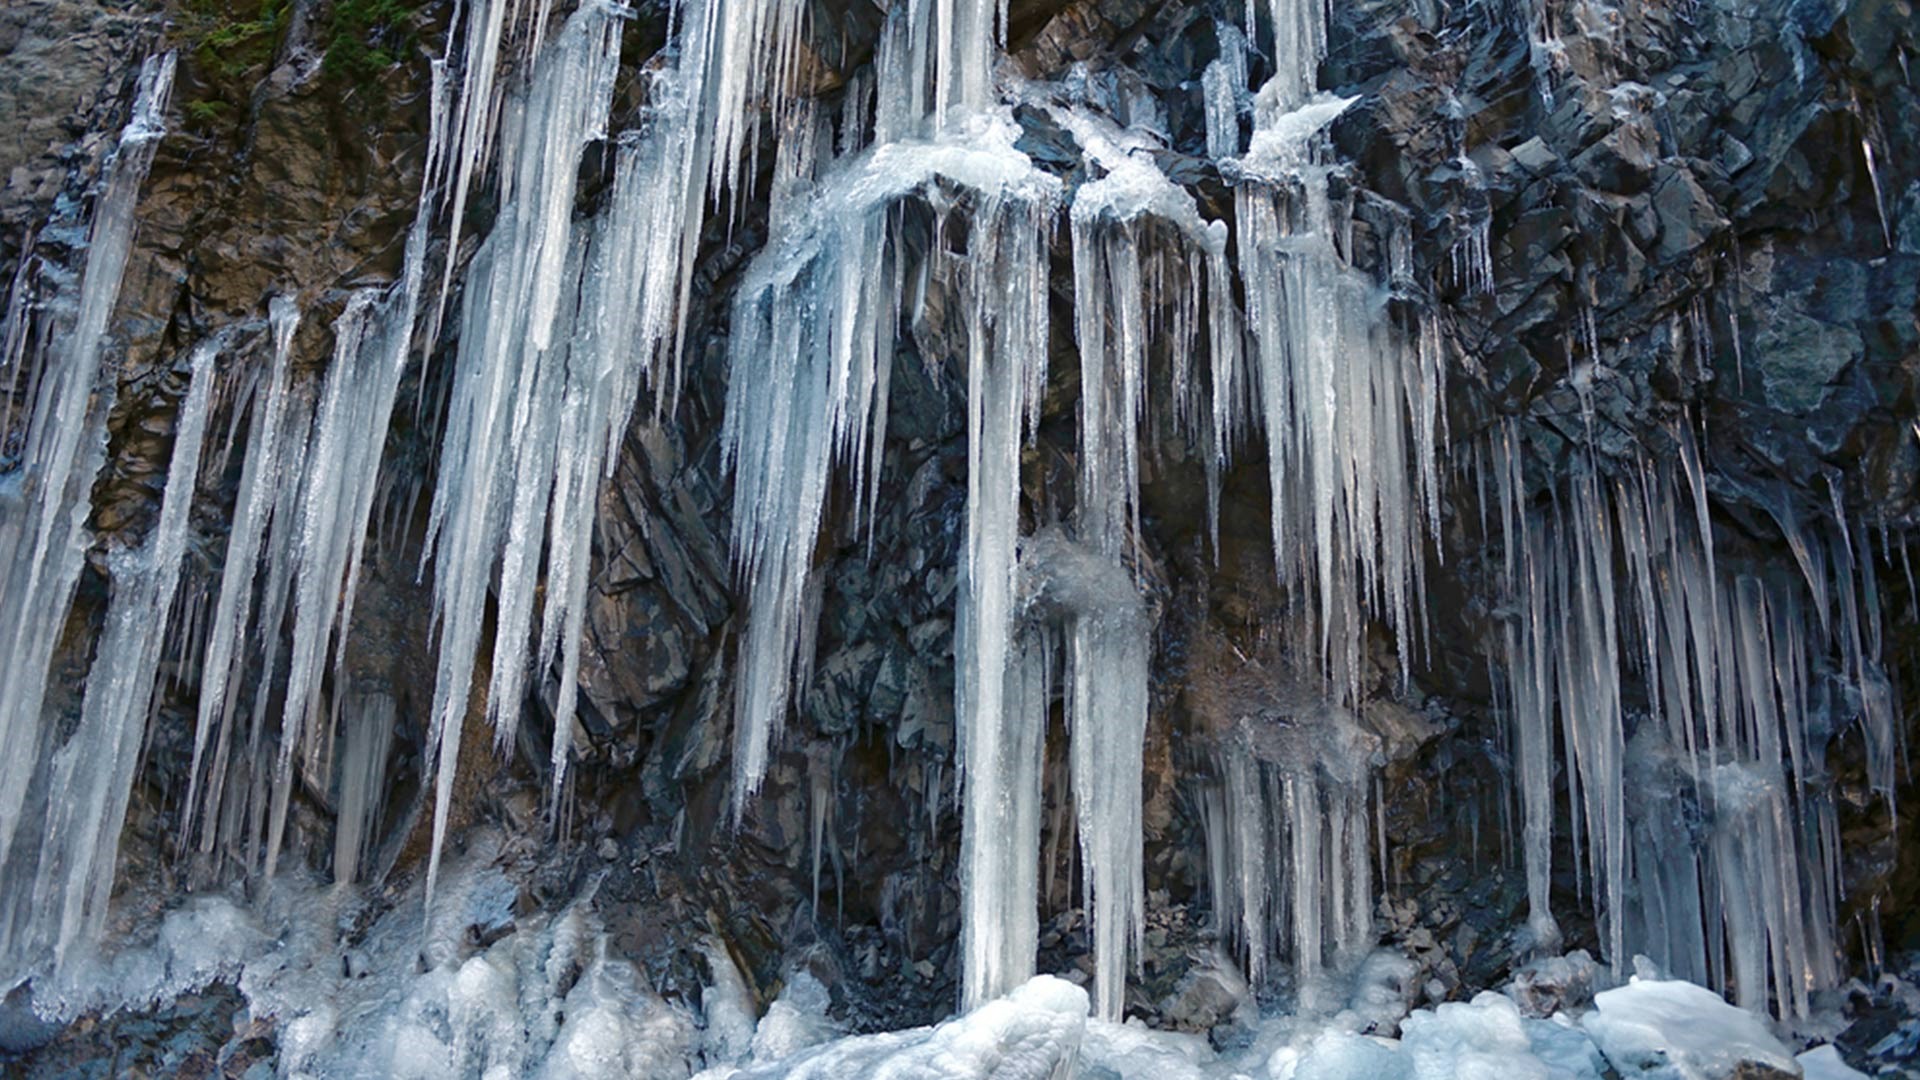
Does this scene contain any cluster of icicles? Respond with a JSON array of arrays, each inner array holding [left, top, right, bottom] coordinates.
[[0, 0, 1900, 1035]]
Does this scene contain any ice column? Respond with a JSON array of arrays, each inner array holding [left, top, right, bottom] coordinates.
[[0, 53, 175, 873], [1232, 92, 1445, 700], [718, 75, 1061, 1006], [1016, 531, 1154, 1021], [0, 340, 215, 981], [181, 296, 302, 854], [1058, 112, 1237, 1019], [420, 3, 622, 907], [1496, 423, 1863, 1017], [940, 180, 1057, 1011]]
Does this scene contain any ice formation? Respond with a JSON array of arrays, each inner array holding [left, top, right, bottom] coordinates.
[[1060, 103, 1242, 554], [265, 285, 422, 883], [1581, 975, 1799, 1078], [1234, 87, 1448, 701], [1202, 698, 1380, 1004], [420, 2, 624, 906], [181, 295, 303, 861], [0, 0, 1904, 1060], [0, 338, 214, 981], [0, 52, 180, 983], [1494, 421, 1893, 1016], [0, 52, 176, 882]]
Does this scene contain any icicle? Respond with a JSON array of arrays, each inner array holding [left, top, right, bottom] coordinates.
[[1224, 751, 1267, 986], [1231, 91, 1442, 699], [1451, 154, 1494, 296], [1200, 25, 1249, 162], [956, 618, 1050, 1011], [1, 338, 214, 981], [246, 45, 443, 884], [1852, 93, 1893, 252], [1047, 109, 1260, 1018], [720, 134, 897, 819], [1495, 421, 1885, 1018], [1496, 422, 1563, 953], [1060, 104, 1239, 560], [1208, 692, 1379, 1004], [419, 4, 624, 911], [0, 53, 176, 875], [1259, 0, 1329, 111], [182, 297, 302, 853], [264, 293, 384, 881], [333, 689, 397, 886]]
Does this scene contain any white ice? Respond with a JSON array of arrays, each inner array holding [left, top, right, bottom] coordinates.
[[1581, 975, 1798, 1079]]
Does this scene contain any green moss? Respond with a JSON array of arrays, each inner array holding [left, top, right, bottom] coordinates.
[[179, 0, 286, 85], [182, 99, 234, 124], [322, 0, 416, 84]]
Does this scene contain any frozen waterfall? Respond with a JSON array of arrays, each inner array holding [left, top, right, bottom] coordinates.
[[0, 0, 1907, 1064]]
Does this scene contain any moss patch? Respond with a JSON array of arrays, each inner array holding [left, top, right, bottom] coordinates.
[[321, 0, 416, 83]]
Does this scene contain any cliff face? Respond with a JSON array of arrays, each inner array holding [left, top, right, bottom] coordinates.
[[1, 0, 1916, 1070]]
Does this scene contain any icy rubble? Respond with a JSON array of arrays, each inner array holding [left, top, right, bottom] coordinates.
[[146, 842, 713, 1079], [712, 955, 1817, 1080], [13, 843, 1852, 1080]]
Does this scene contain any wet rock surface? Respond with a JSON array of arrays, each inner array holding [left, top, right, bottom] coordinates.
[[1, 0, 1917, 1071]]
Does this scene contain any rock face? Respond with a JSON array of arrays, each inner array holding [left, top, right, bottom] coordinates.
[[0, 0, 1916, 1070]]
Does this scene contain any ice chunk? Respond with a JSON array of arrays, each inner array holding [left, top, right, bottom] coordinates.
[[1238, 93, 1355, 180], [1400, 992, 1548, 1080], [749, 971, 838, 1063], [1080, 1018, 1217, 1080], [542, 954, 698, 1080], [1285, 1032, 1409, 1080], [731, 975, 1088, 1079], [1581, 976, 1797, 1079], [701, 939, 760, 1066], [1795, 1044, 1866, 1080]]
